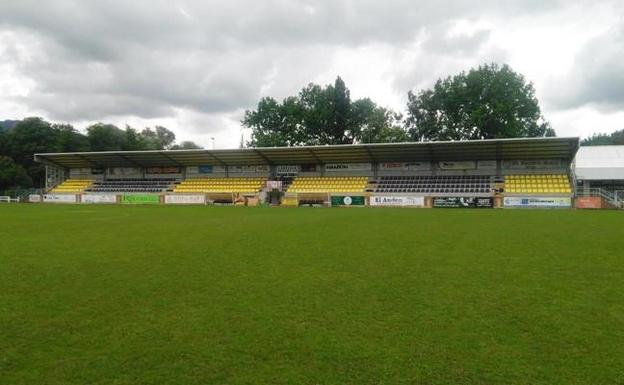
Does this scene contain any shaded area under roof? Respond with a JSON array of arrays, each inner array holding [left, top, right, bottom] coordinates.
[[35, 137, 580, 169]]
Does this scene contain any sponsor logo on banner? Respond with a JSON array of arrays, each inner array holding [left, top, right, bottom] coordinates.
[[330, 195, 366, 206], [503, 196, 571, 208], [81, 194, 116, 204], [121, 194, 160, 204], [325, 163, 372, 172], [146, 167, 182, 174], [43, 194, 77, 203], [29, 194, 41, 203], [379, 162, 430, 171], [164, 195, 206, 204], [502, 159, 562, 170], [228, 165, 269, 173], [438, 161, 477, 170], [198, 165, 213, 174], [370, 196, 425, 207], [276, 165, 300, 174], [433, 197, 493, 208]]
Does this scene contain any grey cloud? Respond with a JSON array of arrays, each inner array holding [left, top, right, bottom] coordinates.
[[548, 27, 624, 112], [0, 0, 609, 125]]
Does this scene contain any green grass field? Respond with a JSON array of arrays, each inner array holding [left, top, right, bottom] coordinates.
[[1, 205, 623, 385]]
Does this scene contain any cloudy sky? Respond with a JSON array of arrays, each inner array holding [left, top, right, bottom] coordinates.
[[1, 0, 623, 148]]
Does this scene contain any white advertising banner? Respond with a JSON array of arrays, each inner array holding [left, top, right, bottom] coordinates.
[[276, 165, 300, 174], [325, 163, 372, 172], [43, 194, 77, 203], [370, 195, 425, 207], [379, 162, 431, 171], [29, 194, 41, 203], [502, 159, 562, 170], [503, 196, 571, 208], [438, 161, 477, 170], [164, 195, 206, 204], [81, 194, 117, 204]]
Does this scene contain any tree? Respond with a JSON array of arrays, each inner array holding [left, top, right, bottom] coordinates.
[[170, 141, 203, 150], [406, 63, 555, 141], [87, 123, 127, 151], [244, 77, 408, 146], [0, 156, 31, 190], [141, 126, 176, 150], [350, 99, 409, 143], [581, 129, 624, 146]]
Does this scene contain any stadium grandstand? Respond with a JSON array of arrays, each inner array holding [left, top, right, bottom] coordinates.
[[29, 136, 593, 208]]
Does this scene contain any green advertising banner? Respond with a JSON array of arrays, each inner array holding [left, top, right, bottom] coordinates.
[[121, 194, 160, 204], [331, 195, 365, 206]]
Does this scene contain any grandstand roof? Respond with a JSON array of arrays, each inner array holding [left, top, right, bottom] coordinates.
[[35, 137, 579, 168], [574, 145, 624, 180]]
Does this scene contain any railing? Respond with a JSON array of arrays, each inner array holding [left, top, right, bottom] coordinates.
[[0, 196, 20, 203]]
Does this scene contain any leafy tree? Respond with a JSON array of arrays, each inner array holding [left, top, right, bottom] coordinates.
[[406, 63, 555, 141], [86, 123, 127, 151], [244, 77, 407, 146], [581, 129, 624, 146], [141, 126, 176, 150], [55, 124, 90, 152], [351, 99, 408, 143], [170, 141, 203, 150], [0, 156, 31, 190]]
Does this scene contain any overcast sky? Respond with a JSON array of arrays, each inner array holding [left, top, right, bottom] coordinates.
[[1, 0, 623, 148]]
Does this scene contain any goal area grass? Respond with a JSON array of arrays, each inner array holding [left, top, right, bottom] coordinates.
[[1, 205, 622, 384]]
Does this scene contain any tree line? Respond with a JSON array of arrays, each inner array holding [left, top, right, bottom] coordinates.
[[0, 118, 201, 190]]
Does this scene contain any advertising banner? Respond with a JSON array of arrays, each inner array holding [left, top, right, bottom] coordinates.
[[276, 165, 300, 174], [198, 165, 213, 174], [325, 163, 372, 172], [228, 165, 269, 173], [503, 196, 571, 208], [164, 195, 206, 204], [121, 194, 160, 204], [301, 164, 317, 172], [433, 197, 493, 208], [575, 197, 602, 209], [331, 195, 366, 206], [502, 159, 562, 170], [108, 167, 142, 176], [379, 162, 430, 171], [43, 194, 77, 203], [29, 194, 41, 203], [477, 160, 497, 170], [81, 194, 117, 204], [438, 161, 476, 170], [370, 196, 425, 207]]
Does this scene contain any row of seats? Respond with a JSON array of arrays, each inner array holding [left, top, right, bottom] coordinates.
[[87, 178, 176, 193], [505, 174, 571, 194], [374, 175, 493, 194], [287, 176, 368, 193], [174, 177, 266, 193], [51, 178, 93, 193]]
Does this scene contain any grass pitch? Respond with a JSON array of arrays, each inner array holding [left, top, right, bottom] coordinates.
[[1, 205, 623, 385]]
